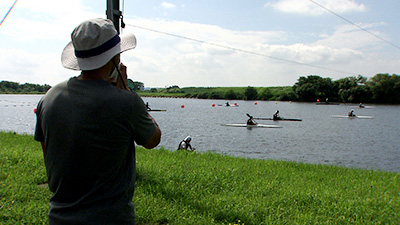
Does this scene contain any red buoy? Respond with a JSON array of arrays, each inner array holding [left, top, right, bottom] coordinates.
[[212, 104, 215, 107], [181, 105, 185, 108], [33, 108, 37, 113]]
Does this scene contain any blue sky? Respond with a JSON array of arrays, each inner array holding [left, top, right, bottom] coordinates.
[[1, 0, 399, 87]]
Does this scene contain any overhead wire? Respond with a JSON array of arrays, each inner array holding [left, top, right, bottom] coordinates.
[[310, 0, 400, 51], [126, 23, 354, 75], [0, 0, 18, 27]]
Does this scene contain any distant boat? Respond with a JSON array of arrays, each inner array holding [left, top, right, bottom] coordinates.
[[222, 123, 282, 128], [253, 117, 302, 121], [316, 102, 340, 105], [331, 115, 374, 119], [147, 109, 167, 112]]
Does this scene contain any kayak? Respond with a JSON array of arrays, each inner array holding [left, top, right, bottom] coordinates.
[[331, 115, 374, 119], [316, 102, 340, 105], [222, 123, 282, 128], [363, 106, 375, 109], [253, 117, 302, 121], [147, 109, 167, 112], [216, 104, 239, 107]]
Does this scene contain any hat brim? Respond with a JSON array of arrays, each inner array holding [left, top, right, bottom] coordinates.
[[61, 33, 136, 71]]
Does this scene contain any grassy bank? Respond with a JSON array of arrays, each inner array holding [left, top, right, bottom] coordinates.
[[1, 132, 399, 224]]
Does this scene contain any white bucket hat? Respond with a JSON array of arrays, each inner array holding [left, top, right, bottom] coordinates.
[[61, 18, 136, 71]]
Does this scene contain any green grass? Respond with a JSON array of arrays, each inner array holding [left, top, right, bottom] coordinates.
[[0, 132, 49, 224], [1, 131, 399, 224]]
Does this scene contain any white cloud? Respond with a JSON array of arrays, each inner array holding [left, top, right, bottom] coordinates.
[[118, 17, 392, 87], [1, 1, 397, 88], [266, 0, 367, 15], [0, 48, 69, 85], [161, 2, 177, 9], [1, 0, 102, 43], [316, 23, 387, 50]]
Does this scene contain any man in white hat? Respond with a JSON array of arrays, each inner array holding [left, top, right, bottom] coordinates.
[[34, 18, 161, 224]]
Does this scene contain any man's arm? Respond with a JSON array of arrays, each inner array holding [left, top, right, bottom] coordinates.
[[114, 61, 161, 148], [142, 114, 161, 149]]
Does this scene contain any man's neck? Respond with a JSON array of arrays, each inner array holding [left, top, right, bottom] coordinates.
[[79, 66, 110, 81]]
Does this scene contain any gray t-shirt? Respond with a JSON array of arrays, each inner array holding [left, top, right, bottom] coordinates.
[[34, 77, 156, 225]]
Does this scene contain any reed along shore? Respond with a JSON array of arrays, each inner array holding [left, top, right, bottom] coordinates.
[[1, 131, 399, 224]]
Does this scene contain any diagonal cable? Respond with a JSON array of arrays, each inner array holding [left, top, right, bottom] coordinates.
[[127, 23, 355, 75], [310, 0, 400, 50], [0, 0, 19, 27]]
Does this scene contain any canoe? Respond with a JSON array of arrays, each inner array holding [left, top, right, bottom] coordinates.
[[222, 123, 282, 128], [331, 115, 374, 119], [253, 117, 302, 121]]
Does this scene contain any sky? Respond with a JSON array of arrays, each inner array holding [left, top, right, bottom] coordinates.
[[0, 0, 399, 88]]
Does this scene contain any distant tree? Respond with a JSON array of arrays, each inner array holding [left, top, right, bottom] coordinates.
[[0, 81, 51, 93], [278, 91, 297, 101], [367, 73, 400, 103], [197, 92, 210, 99], [293, 75, 337, 102], [209, 91, 224, 99], [258, 88, 273, 100], [224, 89, 238, 100], [335, 75, 372, 103], [166, 85, 180, 90], [244, 86, 258, 100]]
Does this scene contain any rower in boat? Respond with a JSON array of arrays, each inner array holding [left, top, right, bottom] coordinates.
[[359, 103, 365, 108], [273, 110, 280, 120], [247, 115, 257, 125], [348, 109, 356, 117], [177, 136, 195, 152], [145, 102, 151, 111]]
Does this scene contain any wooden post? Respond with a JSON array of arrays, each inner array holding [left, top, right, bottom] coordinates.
[[106, 0, 121, 34]]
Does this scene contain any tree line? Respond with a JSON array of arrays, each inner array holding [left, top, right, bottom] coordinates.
[[143, 73, 400, 104], [292, 73, 400, 104], [1, 79, 142, 94], [3, 73, 400, 104], [0, 81, 51, 94]]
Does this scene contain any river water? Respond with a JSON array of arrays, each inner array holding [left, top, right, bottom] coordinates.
[[1, 94, 399, 173]]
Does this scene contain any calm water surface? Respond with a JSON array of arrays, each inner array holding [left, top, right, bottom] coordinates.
[[1, 94, 399, 173]]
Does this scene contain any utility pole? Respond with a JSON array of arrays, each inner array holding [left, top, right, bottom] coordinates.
[[106, 0, 122, 34]]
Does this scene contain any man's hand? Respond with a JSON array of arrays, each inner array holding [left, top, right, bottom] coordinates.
[[114, 63, 130, 90]]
